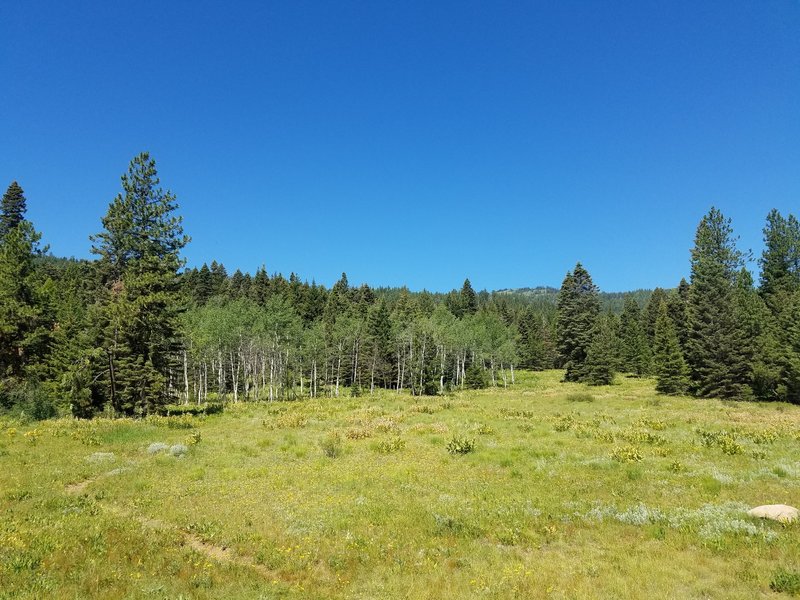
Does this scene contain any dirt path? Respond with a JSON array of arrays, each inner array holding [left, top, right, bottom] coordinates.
[[65, 471, 280, 579]]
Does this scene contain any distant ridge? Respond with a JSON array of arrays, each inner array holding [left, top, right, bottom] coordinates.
[[494, 286, 659, 312]]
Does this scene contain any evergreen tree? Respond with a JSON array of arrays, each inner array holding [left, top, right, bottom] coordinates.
[[0, 220, 49, 381], [0, 182, 27, 240], [556, 263, 600, 382], [760, 209, 800, 304], [89, 152, 189, 415], [366, 299, 394, 390], [666, 279, 690, 352], [643, 287, 668, 344], [460, 278, 478, 316], [686, 208, 753, 399], [583, 313, 617, 385], [653, 302, 689, 395], [250, 266, 270, 305], [619, 296, 651, 376]]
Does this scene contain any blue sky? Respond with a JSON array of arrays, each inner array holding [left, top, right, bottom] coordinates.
[[2, 1, 798, 292]]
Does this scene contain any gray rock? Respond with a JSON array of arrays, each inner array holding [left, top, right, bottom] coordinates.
[[748, 504, 799, 523]]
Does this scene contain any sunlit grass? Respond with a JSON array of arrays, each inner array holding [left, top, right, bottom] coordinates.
[[1, 371, 799, 598]]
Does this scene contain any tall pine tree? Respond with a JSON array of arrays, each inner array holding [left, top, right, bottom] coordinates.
[[89, 152, 189, 415], [686, 208, 753, 399], [556, 263, 600, 382]]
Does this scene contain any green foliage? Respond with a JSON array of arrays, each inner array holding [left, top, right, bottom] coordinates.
[[619, 296, 651, 376], [557, 263, 600, 382], [446, 435, 475, 455], [654, 301, 690, 395], [697, 429, 744, 455], [567, 392, 594, 402], [89, 153, 189, 416], [0, 181, 27, 240], [611, 445, 643, 462], [320, 431, 343, 458], [376, 435, 406, 453], [583, 314, 617, 386], [0, 382, 58, 421], [464, 362, 488, 389], [158, 403, 223, 416], [686, 208, 754, 399], [770, 568, 800, 596]]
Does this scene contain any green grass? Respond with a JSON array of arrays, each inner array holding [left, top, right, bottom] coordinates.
[[1, 371, 799, 598]]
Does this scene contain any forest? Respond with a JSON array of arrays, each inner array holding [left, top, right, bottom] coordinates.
[[1, 152, 799, 419]]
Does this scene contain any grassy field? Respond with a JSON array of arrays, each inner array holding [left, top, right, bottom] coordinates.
[[1, 371, 799, 599]]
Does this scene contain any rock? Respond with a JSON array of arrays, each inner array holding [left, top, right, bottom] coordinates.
[[169, 444, 189, 457], [86, 452, 116, 464], [748, 504, 799, 523], [147, 442, 169, 454]]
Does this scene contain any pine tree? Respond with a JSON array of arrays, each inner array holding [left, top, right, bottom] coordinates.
[[90, 152, 189, 415], [666, 279, 690, 353], [653, 302, 689, 395], [643, 287, 668, 345], [0, 182, 27, 240], [0, 221, 48, 380], [686, 208, 753, 399], [583, 313, 617, 385], [556, 263, 600, 382], [460, 278, 478, 316], [619, 296, 651, 376], [760, 209, 800, 304]]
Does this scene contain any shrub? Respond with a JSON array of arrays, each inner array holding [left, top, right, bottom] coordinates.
[[446, 435, 475, 455], [611, 445, 643, 463], [147, 442, 169, 454], [474, 423, 494, 435], [377, 435, 406, 454], [274, 413, 307, 429], [169, 444, 189, 457], [3, 384, 58, 421], [159, 403, 223, 417], [320, 432, 343, 458], [464, 363, 488, 389], [697, 429, 744, 455], [373, 418, 399, 433], [553, 414, 575, 432], [344, 427, 372, 440]]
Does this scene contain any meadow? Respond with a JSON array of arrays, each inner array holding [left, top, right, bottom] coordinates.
[[1, 371, 799, 599]]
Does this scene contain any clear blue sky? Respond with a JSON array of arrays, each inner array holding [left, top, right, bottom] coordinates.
[[2, 1, 798, 292]]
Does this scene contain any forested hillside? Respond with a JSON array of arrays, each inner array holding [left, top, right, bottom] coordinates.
[[1, 154, 799, 418]]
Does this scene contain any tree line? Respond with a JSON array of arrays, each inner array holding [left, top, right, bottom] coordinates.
[[1, 153, 798, 417]]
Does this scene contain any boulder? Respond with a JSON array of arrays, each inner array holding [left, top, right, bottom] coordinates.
[[748, 504, 798, 523]]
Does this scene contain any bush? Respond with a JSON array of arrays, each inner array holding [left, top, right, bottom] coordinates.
[[377, 435, 406, 454], [158, 403, 222, 417], [464, 364, 488, 390], [447, 435, 475, 455], [2, 383, 58, 421], [611, 445, 643, 463], [320, 431, 343, 458]]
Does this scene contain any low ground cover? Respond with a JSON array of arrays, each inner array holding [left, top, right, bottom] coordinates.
[[1, 371, 799, 598]]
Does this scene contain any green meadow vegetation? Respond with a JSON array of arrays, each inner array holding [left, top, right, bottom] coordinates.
[[2, 371, 799, 599]]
